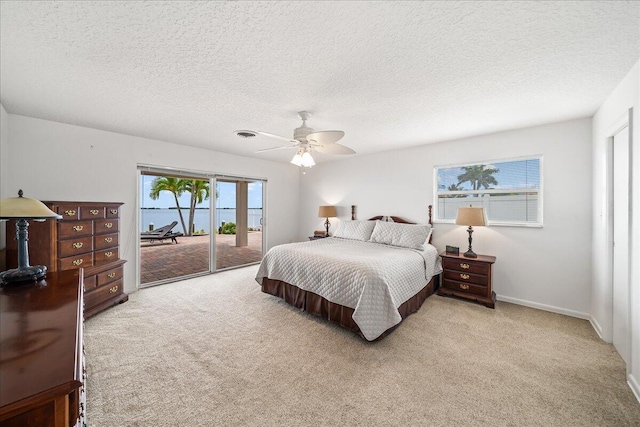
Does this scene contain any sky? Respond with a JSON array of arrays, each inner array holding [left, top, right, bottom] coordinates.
[[437, 158, 540, 191], [140, 176, 263, 209]]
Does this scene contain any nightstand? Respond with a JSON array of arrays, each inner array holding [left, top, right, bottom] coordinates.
[[308, 235, 328, 240], [438, 252, 496, 308]]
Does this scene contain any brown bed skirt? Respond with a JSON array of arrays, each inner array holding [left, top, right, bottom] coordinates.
[[260, 275, 439, 341]]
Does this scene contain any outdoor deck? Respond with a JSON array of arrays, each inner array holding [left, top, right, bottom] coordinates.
[[140, 232, 263, 284]]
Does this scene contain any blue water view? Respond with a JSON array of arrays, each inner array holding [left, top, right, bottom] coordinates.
[[140, 208, 262, 234]]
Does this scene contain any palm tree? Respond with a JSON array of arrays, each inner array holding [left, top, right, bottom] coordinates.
[[445, 183, 467, 198], [457, 165, 499, 190], [149, 177, 188, 235], [184, 179, 210, 236]]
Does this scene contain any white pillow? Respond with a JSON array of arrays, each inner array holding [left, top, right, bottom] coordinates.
[[369, 221, 432, 250], [333, 220, 376, 241]]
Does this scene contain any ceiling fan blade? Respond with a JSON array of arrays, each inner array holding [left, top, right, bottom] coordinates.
[[313, 143, 355, 155], [255, 145, 299, 153], [253, 131, 298, 144], [306, 130, 344, 145]]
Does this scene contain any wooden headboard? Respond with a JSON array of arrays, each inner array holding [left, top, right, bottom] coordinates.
[[350, 205, 434, 243]]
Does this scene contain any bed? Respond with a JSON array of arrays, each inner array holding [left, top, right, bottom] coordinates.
[[255, 206, 442, 341]]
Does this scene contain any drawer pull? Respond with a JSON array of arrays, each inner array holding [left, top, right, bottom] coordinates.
[[104, 251, 114, 258], [64, 209, 76, 216], [72, 259, 83, 266], [72, 242, 84, 249], [459, 283, 469, 290], [109, 285, 119, 294], [107, 272, 116, 279], [72, 225, 84, 232], [104, 237, 113, 243], [110, 209, 118, 215], [460, 263, 470, 269], [460, 273, 470, 280], [90, 209, 100, 216], [104, 222, 113, 229]]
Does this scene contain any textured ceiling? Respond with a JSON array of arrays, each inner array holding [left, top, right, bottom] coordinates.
[[1, 1, 639, 164]]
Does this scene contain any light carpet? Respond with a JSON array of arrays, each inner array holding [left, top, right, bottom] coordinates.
[[85, 266, 640, 426]]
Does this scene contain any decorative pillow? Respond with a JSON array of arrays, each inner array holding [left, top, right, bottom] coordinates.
[[333, 220, 376, 241], [369, 221, 432, 250]]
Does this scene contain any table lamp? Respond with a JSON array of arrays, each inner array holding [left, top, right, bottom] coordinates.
[[318, 205, 337, 237], [0, 190, 62, 285], [455, 205, 487, 258]]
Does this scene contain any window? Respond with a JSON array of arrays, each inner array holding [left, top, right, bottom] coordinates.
[[434, 156, 542, 226]]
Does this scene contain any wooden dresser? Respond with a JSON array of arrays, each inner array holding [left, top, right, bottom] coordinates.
[[0, 270, 85, 427], [6, 201, 128, 318], [438, 252, 496, 308]]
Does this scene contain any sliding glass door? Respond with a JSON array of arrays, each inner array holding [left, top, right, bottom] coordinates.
[[214, 178, 264, 270], [139, 172, 211, 285], [138, 166, 266, 287]]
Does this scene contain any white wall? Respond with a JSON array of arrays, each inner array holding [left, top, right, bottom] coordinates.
[[299, 118, 593, 317], [4, 113, 300, 293], [591, 59, 640, 399], [0, 104, 8, 249]]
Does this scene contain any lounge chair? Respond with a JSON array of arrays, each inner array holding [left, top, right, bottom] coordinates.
[[140, 221, 184, 244]]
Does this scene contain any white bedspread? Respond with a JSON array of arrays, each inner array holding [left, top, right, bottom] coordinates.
[[255, 237, 442, 340]]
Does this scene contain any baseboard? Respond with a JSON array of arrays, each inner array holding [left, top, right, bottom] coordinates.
[[496, 295, 590, 320], [628, 374, 640, 404], [589, 315, 605, 340]]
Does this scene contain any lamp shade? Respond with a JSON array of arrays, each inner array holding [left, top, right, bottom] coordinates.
[[318, 205, 337, 218], [455, 206, 487, 227], [0, 190, 61, 220]]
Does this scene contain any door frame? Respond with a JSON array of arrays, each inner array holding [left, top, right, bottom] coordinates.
[[606, 109, 633, 371]]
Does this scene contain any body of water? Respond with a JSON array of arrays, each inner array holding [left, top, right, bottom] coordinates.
[[140, 208, 262, 234]]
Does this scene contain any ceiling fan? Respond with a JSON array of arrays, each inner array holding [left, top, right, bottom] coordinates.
[[234, 111, 355, 168]]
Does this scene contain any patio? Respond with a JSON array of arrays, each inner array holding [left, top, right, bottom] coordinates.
[[140, 232, 263, 284]]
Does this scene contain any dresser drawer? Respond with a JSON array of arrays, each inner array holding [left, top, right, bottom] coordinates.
[[443, 270, 489, 286], [94, 233, 119, 251], [56, 205, 81, 220], [443, 279, 488, 297], [95, 247, 118, 263], [442, 257, 490, 275], [59, 252, 94, 271], [106, 206, 120, 219], [58, 236, 94, 258], [94, 219, 118, 235], [85, 278, 123, 309], [80, 206, 105, 220], [97, 266, 123, 287], [84, 274, 97, 290], [58, 220, 94, 238]]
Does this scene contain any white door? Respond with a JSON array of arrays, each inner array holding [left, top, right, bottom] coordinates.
[[612, 126, 630, 364]]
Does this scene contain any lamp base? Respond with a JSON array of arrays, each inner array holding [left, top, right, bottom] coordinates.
[[0, 265, 47, 286], [463, 249, 478, 258]]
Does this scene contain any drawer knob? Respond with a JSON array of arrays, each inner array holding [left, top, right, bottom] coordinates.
[[109, 285, 119, 294], [104, 222, 113, 229], [90, 209, 100, 216], [460, 273, 470, 280], [64, 209, 76, 216], [107, 272, 116, 279], [72, 242, 83, 249], [460, 263, 470, 269], [459, 283, 469, 290], [104, 251, 114, 258], [72, 225, 84, 232], [104, 237, 113, 243], [72, 259, 83, 266], [110, 209, 118, 215]]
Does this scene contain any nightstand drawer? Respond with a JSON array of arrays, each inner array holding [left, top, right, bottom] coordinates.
[[442, 257, 490, 275], [443, 270, 489, 286], [443, 279, 487, 297]]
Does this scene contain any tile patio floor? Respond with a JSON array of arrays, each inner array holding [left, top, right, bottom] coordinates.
[[140, 232, 263, 284]]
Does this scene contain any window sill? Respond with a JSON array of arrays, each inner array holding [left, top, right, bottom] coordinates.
[[433, 219, 543, 228]]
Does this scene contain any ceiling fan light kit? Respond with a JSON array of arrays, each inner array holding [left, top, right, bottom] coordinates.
[[235, 111, 355, 168]]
